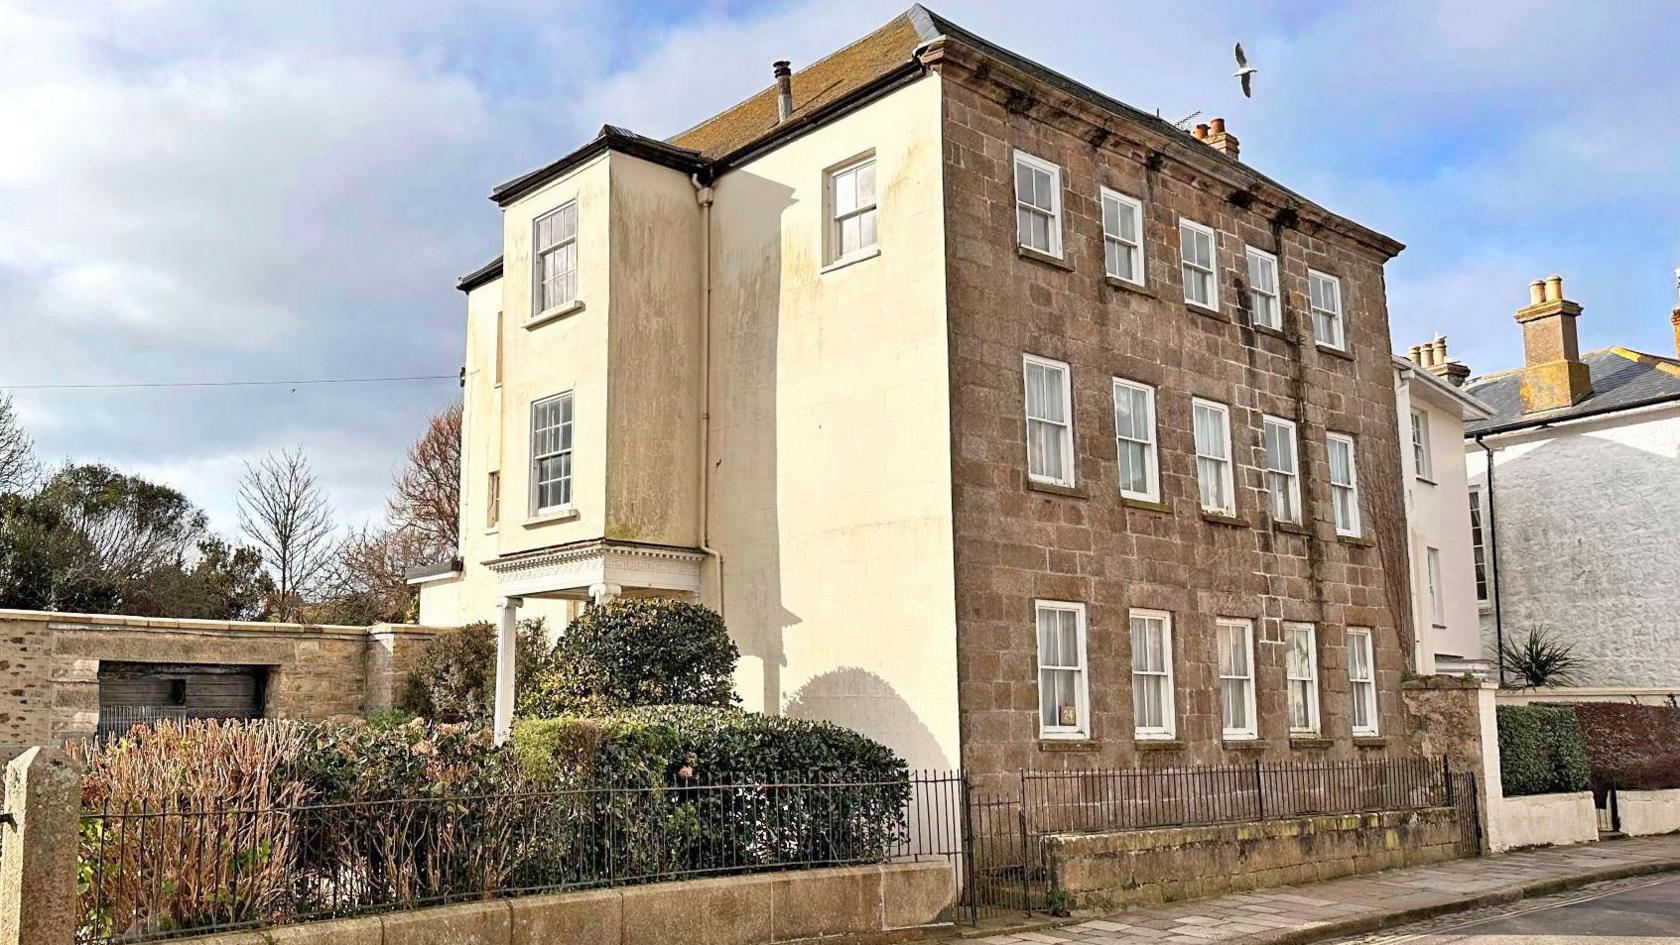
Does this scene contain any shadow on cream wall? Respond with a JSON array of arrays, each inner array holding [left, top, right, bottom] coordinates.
[[784, 667, 954, 770], [707, 168, 797, 722]]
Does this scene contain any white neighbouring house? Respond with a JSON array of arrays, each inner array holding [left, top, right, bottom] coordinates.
[[1461, 275, 1680, 688], [1393, 344, 1491, 676]]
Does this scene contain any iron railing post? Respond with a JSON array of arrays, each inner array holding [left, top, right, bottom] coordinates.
[[960, 774, 978, 926], [1017, 770, 1030, 915], [1254, 759, 1265, 820]]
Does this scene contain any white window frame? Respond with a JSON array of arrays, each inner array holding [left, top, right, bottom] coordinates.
[[532, 201, 579, 316], [1179, 218, 1219, 310], [1130, 609, 1176, 740], [1023, 354, 1075, 487], [1308, 270, 1346, 351], [1100, 187, 1145, 286], [1262, 414, 1302, 524], [486, 470, 500, 531], [1327, 433, 1361, 537], [1284, 623, 1321, 735], [1347, 627, 1378, 736], [1217, 618, 1259, 740], [1245, 246, 1280, 329], [1411, 408, 1433, 481], [1035, 600, 1090, 739], [1013, 151, 1063, 258], [1112, 378, 1159, 502], [1192, 398, 1236, 515], [826, 154, 878, 266], [1426, 546, 1444, 626], [529, 392, 575, 515], [1469, 488, 1489, 603]]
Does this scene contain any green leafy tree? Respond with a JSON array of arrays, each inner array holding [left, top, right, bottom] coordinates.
[[399, 619, 555, 723], [0, 464, 271, 618], [524, 599, 739, 716]]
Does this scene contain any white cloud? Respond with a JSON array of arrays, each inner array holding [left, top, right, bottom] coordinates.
[[2, 0, 1677, 548]]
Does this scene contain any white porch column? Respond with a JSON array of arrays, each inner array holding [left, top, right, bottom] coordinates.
[[588, 582, 622, 606], [493, 596, 522, 744]]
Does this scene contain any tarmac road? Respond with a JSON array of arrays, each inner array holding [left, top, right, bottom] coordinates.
[[1327, 872, 1680, 944]]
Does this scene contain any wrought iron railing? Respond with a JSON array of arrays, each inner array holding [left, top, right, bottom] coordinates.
[[78, 772, 959, 944], [1021, 756, 1455, 835]]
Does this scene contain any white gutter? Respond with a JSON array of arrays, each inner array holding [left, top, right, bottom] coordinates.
[[692, 175, 725, 617]]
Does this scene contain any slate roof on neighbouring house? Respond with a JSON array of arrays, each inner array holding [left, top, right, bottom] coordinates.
[[1464, 347, 1680, 436]]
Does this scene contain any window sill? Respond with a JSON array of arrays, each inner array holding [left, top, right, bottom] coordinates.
[[1028, 479, 1087, 499], [1039, 738, 1099, 753], [524, 507, 580, 528], [1122, 495, 1171, 514], [1415, 475, 1437, 486], [1477, 602, 1494, 615], [820, 247, 880, 274], [1103, 275, 1151, 297], [1273, 520, 1311, 536], [1337, 533, 1375, 548], [1201, 509, 1248, 528], [1315, 343, 1355, 362], [1251, 322, 1292, 342], [1134, 738, 1183, 751], [1353, 735, 1388, 748], [1017, 245, 1073, 271], [1184, 301, 1225, 321], [526, 299, 586, 329], [483, 526, 499, 536], [1289, 736, 1333, 749], [1222, 737, 1266, 750]]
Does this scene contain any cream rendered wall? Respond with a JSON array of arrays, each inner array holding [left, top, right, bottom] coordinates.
[[497, 155, 613, 560], [603, 153, 701, 547], [705, 75, 960, 770], [1468, 404, 1680, 687], [1397, 380, 1483, 671]]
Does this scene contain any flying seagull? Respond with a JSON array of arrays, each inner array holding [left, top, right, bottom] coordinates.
[[1233, 42, 1257, 98]]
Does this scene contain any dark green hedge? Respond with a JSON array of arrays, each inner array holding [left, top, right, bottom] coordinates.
[[511, 706, 911, 874], [511, 704, 908, 785], [1496, 704, 1591, 797]]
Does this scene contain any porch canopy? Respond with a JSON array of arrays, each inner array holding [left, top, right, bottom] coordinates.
[[484, 538, 705, 741]]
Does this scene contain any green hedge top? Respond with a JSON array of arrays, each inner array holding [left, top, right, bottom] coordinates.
[[1496, 704, 1591, 797], [511, 705, 908, 787]]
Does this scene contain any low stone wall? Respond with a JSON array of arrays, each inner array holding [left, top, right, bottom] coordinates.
[[156, 861, 954, 945], [0, 609, 442, 750], [1488, 792, 1598, 852], [1044, 807, 1461, 909], [1619, 789, 1680, 837]]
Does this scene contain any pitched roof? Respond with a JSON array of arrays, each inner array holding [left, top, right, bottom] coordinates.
[[669, 9, 935, 160], [1464, 347, 1680, 436]]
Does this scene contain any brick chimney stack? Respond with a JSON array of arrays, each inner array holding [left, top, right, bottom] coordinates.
[[1408, 334, 1470, 387], [1203, 117, 1240, 160], [1515, 274, 1592, 413]]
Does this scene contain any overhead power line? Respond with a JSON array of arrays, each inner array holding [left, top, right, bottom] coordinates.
[[1, 373, 460, 392]]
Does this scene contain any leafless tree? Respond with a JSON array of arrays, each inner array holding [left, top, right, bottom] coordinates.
[[317, 525, 434, 625], [388, 401, 461, 553], [237, 446, 338, 617], [0, 393, 37, 492]]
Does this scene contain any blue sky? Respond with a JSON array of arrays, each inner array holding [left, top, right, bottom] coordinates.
[[2, 0, 1677, 537]]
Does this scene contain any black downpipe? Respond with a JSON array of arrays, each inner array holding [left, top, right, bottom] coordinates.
[[1476, 435, 1505, 686]]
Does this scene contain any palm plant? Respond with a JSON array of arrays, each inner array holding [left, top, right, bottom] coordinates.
[[1501, 625, 1582, 688]]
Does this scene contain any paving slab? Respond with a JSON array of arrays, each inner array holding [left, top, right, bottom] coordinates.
[[957, 835, 1680, 945]]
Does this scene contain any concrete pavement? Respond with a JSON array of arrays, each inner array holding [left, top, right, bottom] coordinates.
[[969, 835, 1680, 945]]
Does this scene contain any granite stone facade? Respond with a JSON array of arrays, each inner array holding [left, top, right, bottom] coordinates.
[[0, 610, 440, 753], [934, 46, 1417, 780]]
